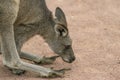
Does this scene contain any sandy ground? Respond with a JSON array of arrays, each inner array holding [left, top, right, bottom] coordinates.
[[0, 0, 120, 80]]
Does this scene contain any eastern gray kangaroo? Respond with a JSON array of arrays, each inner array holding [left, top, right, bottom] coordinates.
[[0, 0, 75, 77]]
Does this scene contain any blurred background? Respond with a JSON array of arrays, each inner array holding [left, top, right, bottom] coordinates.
[[1, 0, 120, 80]]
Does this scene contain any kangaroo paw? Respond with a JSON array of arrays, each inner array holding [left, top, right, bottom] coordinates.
[[34, 56, 59, 65]]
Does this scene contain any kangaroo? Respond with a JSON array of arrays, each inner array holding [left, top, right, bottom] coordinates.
[[0, 0, 75, 78]]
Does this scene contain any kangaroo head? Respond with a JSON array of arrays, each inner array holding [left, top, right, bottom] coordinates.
[[46, 7, 75, 63]]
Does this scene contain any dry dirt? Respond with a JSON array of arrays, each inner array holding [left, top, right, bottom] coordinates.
[[0, 0, 120, 80]]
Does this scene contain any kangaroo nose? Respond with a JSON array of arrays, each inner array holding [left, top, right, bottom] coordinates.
[[72, 56, 76, 61], [68, 56, 76, 63]]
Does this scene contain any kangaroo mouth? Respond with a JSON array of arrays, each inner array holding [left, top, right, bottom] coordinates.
[[61, 55, 75, 63]]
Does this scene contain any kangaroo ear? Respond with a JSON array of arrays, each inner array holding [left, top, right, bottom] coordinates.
[[55, 7, 67, 27], [54, 24, 68, 37]]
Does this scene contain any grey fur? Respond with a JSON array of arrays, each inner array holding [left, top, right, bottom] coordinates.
[[0, 0, 75, 77]]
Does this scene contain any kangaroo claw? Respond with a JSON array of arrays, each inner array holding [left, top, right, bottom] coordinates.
[[39, 68, 71, 78], [54, 68, 71, 74]]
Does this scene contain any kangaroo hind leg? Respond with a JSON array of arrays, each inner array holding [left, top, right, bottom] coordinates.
[[0, 0, 25, 75]]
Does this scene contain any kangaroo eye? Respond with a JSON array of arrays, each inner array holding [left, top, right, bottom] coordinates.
[[64, 45, 71, 49]]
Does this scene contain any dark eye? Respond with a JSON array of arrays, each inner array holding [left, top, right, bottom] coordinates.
[[64, 45, 71, 49]]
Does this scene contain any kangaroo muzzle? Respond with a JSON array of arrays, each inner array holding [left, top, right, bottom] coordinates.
[[62, 55, 76, 63], [60, 48, 76, 63], [60, 46, 76, 63]]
